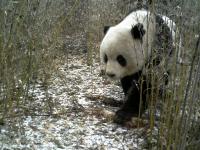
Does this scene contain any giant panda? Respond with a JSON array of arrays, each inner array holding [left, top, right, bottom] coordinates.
[[100, 9, 176, 125]]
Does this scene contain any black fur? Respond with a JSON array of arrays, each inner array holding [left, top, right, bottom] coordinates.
[[103, 13, 174, 125], [146, 14, 174, 84], [104, 54, 108, 63], [114, 71, 151, 124], [155, 14, 173, 58], [117, 55, 127, 67], [144, 14, 174, 85], [120, 71, 142, 95], [131, 23, 146, 40], [104, 26, 110, 34]]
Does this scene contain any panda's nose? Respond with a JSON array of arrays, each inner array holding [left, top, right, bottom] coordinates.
[[107, 73, 115, 78]]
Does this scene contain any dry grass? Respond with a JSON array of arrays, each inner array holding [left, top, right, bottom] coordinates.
[[0, 0, 199, 149]]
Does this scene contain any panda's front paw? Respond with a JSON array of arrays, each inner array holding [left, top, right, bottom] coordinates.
[[113, 109, 137, 124]]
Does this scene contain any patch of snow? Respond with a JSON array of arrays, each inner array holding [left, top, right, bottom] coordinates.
[[0, 54, 147, 149]]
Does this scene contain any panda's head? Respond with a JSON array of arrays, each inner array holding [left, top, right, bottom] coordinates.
[[100, 10, 175, 81], [100, 13, 156, 80]]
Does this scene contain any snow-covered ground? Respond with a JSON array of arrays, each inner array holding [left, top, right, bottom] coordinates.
[[0, 54, 150, 149]]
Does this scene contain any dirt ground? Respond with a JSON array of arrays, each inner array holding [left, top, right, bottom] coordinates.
[[0, 52, 155, 149]]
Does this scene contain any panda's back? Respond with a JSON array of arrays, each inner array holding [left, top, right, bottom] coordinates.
[[117, 10, 175, 40], [117, 10, 153, 29]]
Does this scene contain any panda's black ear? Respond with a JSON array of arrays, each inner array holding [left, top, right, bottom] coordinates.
[[104, 26, 110, 35], [131, 23, 146, 40]]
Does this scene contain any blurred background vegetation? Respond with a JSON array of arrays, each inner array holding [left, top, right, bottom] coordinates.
[[0, 0, 199, 149]]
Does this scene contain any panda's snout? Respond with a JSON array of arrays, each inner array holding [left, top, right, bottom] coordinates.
[[106, 73, 116, 78]]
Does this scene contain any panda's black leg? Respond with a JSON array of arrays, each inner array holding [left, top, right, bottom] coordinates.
[[120, 71, 142, 95], [115, 73, 150, 124], [120, 75, 134, 95], [114, 83, 142, 124], [115, 74, 148, 124]]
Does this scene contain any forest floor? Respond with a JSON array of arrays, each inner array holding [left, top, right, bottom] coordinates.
[[0, 51, 155, 150]]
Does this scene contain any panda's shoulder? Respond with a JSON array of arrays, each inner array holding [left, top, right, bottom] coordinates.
[[155, 14, 176, 41], [126, 9, 149, 19], [130, 9, 149, 15], [117, 9, 150, 28], [156, 14, 175, 27]]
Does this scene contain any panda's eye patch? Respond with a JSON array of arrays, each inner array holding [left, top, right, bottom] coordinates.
[[104, 54, 108, 63], [117, 55, 127, 67]]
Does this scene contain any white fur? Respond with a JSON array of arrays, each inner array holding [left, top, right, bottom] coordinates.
[[100, 10, 155, 79], [100, 10, 175, 80], [162, 15, 176, 44]]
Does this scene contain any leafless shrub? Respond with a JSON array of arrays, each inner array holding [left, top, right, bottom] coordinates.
[[0, 0, 199, 149]]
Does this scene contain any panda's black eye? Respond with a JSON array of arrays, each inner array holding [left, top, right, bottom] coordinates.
[[117, 55, 127, 67], [104, 54, 108, 63]]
